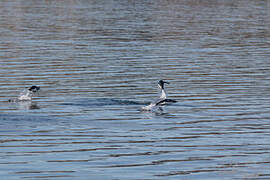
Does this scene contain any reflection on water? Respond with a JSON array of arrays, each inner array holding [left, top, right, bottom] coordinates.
[[12, 101, 40, 110], [0, 0, 269, 179]]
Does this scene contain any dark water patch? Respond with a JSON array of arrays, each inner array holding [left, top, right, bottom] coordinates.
[[47, 158, 105, 163], [60, 98, 147, 107], [155, 169, 227, 177]]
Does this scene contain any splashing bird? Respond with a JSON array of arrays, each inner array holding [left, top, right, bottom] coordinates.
[[9, 86, 40, 102]]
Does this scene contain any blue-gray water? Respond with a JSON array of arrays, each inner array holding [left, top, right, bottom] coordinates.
[[0, 0, 269, 179]]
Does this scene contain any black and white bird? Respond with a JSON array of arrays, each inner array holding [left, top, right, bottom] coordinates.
[[141, 80, 177, 111], [9, 86, 40, 102], [18, 86, 40, 101]]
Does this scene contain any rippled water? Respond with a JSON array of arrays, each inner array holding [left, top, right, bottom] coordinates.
[[0, 0, 269, 179]]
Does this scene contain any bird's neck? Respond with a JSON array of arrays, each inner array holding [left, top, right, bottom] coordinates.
[[160, 89, 167, 99]]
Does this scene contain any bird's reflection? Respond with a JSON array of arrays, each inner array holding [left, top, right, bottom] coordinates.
[[17, 101, 40, 110]]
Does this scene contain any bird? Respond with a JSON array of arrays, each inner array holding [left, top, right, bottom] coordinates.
[[9, 86, 40, 102], [141, 80, 176, 111], [18, 86, 40, 101]]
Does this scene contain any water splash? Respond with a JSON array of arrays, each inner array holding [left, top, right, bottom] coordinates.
[[8, 86, 40, 102]]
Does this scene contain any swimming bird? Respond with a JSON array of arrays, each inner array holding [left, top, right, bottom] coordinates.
[[141, 80, 176, 111], [9, 86, 40, 102]]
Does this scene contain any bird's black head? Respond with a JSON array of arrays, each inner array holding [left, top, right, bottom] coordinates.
[[158, 80, 169, 89], [28, 86, 40, 93]]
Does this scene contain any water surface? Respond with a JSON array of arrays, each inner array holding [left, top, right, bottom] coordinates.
[[0, 0, 270, 179]]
